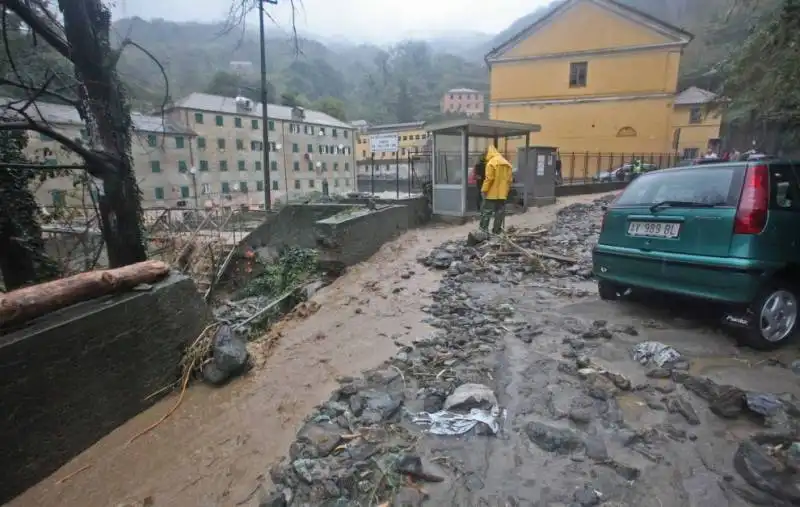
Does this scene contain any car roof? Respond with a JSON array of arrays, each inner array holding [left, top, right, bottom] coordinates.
[[647, 161, 754, 175]]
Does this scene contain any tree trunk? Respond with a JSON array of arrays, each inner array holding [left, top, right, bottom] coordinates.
[[59, 0, 147, 268], [0, 260, 169, 326]]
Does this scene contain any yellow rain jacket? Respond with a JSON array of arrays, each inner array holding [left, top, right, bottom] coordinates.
[[480, 145, 513, 200]]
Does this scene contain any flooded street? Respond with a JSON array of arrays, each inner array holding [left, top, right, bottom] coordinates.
[[8, 195, 600, 507]]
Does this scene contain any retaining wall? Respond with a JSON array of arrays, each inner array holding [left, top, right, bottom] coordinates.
[[0, 274, 212, 504], [337, 196, 430, 227], [315, 205, 411, 268], [242, 203, 354, 253]]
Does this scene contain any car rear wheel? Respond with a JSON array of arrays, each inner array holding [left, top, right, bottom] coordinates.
[[598, 280, 625, 301], [745, 284, 800, 350]]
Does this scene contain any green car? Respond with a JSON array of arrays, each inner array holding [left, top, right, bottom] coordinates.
[[592, 160, 800, 350]]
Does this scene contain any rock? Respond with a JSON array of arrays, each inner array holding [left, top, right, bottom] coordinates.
[[734, 434, 800, 503], [646, 368, 672, 379], [606, 372, 632, 391], [395, 454, 444, 483], [359, 390, 402, 423], [709, 386, 747, 419], [259, 490, 288, 507], [791, 360, 800, 376], [444, 383, 497, 411], [681, 375, 721, 401], [466, 230, 489, 246], [296, 422, 343, 458], [525, 422, 585, 454], [202, 325, 249, 386], [568, 408, 594, 424], [583, 435, 609, 461], [573, 485, 603, 507], [422, 393, 445, 412], [393, 486, 428, 507], [292, 458, 332, 484], [745, 392, 784, 417], [666, 396, 701, 425]]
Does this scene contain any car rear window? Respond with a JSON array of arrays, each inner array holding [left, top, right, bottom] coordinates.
[[614, 166, 745, 207]]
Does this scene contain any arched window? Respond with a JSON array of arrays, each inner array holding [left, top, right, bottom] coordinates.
[[616, 126, 637, 137]]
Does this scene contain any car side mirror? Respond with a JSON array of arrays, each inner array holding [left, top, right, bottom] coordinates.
[[600, 204, 608, 212]]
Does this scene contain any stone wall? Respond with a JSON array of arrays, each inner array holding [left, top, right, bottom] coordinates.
[[315, 205, 411, 269], [338, 196, 430, 227], [241, 203, 355, 254], [0, 274, 212, 504]]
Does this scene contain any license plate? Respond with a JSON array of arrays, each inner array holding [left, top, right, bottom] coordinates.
[[627, 221, 680, 238]]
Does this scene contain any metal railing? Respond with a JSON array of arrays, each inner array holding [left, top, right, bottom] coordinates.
[[355, 153, 432, 197]]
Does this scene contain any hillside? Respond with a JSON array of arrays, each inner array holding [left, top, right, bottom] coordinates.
[[112, 17, 489, 124]]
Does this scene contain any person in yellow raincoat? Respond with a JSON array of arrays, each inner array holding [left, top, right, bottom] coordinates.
[[479, 145, 513, 234]]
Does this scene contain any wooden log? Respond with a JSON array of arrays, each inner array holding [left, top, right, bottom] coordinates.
[[0, 260, 171, 327]]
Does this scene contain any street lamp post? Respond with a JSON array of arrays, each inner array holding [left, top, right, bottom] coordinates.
[[259, 0, 276, 211]]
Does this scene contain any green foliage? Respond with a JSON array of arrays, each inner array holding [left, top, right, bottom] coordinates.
[[240, 247, 318, 299], [312, 96, 348, 121], [204, 70, 277, 103]]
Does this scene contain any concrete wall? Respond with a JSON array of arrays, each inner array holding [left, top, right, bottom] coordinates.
[[338, 196, 430, 227], [241, 203, 354, 253], [0, 274, 212, 504], [555, 180, 627, 197], [315, 205, 410, 268]]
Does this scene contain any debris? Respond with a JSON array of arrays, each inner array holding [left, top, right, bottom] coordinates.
[[202, 325, 249, 386], [411, 406, 505, 436], [631, 341, 683, 368], [443, 383, 498, 411]]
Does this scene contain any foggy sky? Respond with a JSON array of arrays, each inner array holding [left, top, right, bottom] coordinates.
[[110, 0, 552, 42]]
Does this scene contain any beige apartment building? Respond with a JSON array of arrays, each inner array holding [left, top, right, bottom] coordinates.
[[21, 92, 357, 209], [440, 88, 485, 116]]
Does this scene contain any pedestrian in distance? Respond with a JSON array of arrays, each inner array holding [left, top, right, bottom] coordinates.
[[479, 145, 513, 235]]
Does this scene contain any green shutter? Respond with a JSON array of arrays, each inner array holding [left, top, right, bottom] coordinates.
[[215, 115, 224, 126], [307, 144, 313, 153], [241, 181, 249, 192], [51, 189, 65, 206], [293, 161, 300, 171], [219, 160, 228, 171], [272, 180, 279, 190], [270, 161, 278, 171], [292, 143, 299, 153], [154, 187, 164, 199], [268, 120, 275, 131], [175, 136, 185, 149], [151, 161, 161, 173], [194, 112, 204, 123], [234, 117, 242, 128], [251, 119, 259, 129], [180, 186, 190, 198], [308, 161, 314, 171], [257, 180, 264, 191], [334, 162, 339, 171], [238, 160, 246, 171], [217, 138, 225, 149], [221, 182, 230, 193], [197, 137, 206, 148], [255, 161, 262, 172], [345, 162, 350, 171], [147, 134, 157, 147], [178, 160, 188, 173], [236, 139, 244, 150], [199, 160, 209, 171]]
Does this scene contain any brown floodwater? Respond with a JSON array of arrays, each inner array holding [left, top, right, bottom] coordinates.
[[7, 196, 598, 507]]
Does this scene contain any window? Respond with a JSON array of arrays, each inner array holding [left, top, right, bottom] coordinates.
[[682, 148, 699, 160], [154, 187, 165, 200], [236, 139, 245, 150], [151, 161, 161, 173], [215, 115, 224, 126], [271, 161, 278, 171], [252, 119, 259, 129], [402, 136, 407, 141], [240, 181, 249, 192], [334, 179, 340, 187], [180, 186, 190, 198], [292, 143, 299, 153], [334, 162, 339, 171], [332, 129, 338, 138], [255, 161, 262, 172], [770, 164, 800, 210], [235, 117, 243, 128], [307, 143, 314, 153], [616, 166, 741, 207], [257, 180, 264, 191], [201, 183, 211, 194], [319, 127, 327, 136], [197, 137, 206, 149], [175, 136, 185, 149], [221, 181, 230, 193], [194, 112, 204, 123], [178, 160, 188, 173], [251, 141, 263, 151], [238, 160, 247, 171], [217, 138, 226, 150], [308, 161, 314, 171], [344, 130, 349, 139], [321, 162, 327, 171], [289, 123, 300, 134], [272, 180, 279, 190], [362, 150, 367, 158], [294, 180, 301, 189], [199, 160, 209, 171], [268, 120, 275, 131], [147, 134, 157, 147], [309, 179, 316, 188], [569, 61, 588, 88], [219, 160, 228, 171], [345, 179, 350, 187], [294, 161, 300, 171], [689, 107, 703, 124], [345, 162, 350, 171]]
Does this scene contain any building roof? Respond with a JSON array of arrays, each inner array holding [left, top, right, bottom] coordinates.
[[674, 86, 717, 106], [486, 0, 694, 62], [171, 92, 353, 129], [447, 88, 481, 94], [426, 118, 541, 138], [0, 97, 194, 135]]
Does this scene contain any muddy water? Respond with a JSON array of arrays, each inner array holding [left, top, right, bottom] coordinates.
[[8, 195, 601, 507]]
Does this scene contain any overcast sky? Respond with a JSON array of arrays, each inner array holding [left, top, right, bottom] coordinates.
[[111, 0, 552, 42]]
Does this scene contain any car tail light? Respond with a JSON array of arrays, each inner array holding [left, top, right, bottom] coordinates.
[[734, 164, 769, 234], [600, 193, 620, 232]]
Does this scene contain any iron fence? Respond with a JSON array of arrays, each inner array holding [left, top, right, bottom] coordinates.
[[557, 152, 682, 184], [355, 153, 432, 197]]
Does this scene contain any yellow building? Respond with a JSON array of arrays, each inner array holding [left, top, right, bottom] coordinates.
[[671, 86, 722, 159], [355, 121, 429, 162], [486, 0, 694, 156]]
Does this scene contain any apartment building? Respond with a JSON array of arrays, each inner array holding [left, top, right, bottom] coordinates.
[[441, 88, 485, 116], [18, 93, 357, 209], [167, 93, 357, 205], [355, 121, 428, 163]]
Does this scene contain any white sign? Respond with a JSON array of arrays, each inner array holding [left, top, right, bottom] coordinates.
[[536, 155, 546, 176], [370, 133, 399, 153]]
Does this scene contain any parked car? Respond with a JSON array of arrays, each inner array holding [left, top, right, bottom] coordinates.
[[593, 164, 657, 183], [592, 160, 800, 349]]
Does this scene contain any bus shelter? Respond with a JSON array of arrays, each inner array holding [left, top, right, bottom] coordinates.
[[426, 118, 542, 217]]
